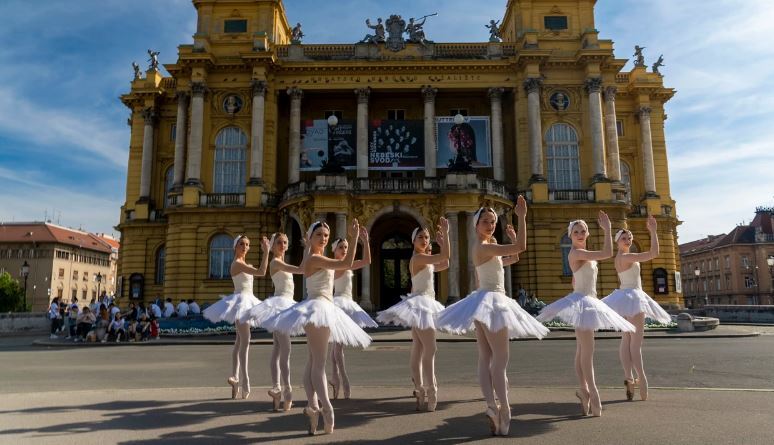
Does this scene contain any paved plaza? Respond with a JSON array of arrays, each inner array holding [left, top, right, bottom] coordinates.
[[2, 326, 773, 444]]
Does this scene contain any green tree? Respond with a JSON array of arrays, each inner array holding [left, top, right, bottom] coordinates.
[[0, 272, 25, 312]]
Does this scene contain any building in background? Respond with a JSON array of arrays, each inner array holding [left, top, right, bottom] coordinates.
[[117, 0, 681, 309], [0, 222, 120, 311], [680, 207, 774, 308]]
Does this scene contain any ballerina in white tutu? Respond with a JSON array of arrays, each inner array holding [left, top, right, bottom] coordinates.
[[203, 234, 270, 400], [537, 213, 635, 417], [602, 215, 670, 402], [377, 218, 450, 412], [248, 232, 305, 411], [265, 220, 371, 435], [328, 232, 376, 400], [437, 197, 549, 436]]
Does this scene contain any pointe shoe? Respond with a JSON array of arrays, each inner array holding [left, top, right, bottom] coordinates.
[[241, 384, 250, 400], [303, 406, 320, 435], [414, 387, 426, 411], [624, 379, 635, 401], [485, 405, 500, 436], [268, 388, 282, 411], [639, 379, 649, 401], [282, 388, 293, 411], [590, 398, 602, 417], [498, 404, 511, 436], [343, 382, 351, 400], [575, 390, 591, 416], [328, 380, 340, 400], [227, 377, 239, 400], [426, 387, 438, 412], [322, 407, 335, 434]]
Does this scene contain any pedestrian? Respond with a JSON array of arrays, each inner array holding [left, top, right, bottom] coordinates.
[[48, 297, 62, 339]]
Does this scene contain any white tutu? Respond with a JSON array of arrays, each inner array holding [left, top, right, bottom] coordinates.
[[203, 291, 262, 327], [333, 297, 378, 328], [602, 288, 672, 324], [537, 292, 636, 332], [436, 290, 550, 339], [264, 298, 372, 348], [249, 296, 296, 328], [377, 293, 445, 330]]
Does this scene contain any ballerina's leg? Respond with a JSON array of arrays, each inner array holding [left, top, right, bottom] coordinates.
[[305, 324, 332, 412], [628, 313, 648, 399], [236, 321, 252, 394], [270, 332, 282, 391], [474, 321, 497, 410], [409, 328, 424, 392], [278, 332, 292, 393], [577, 329, 601, 415], [416, 328, 437, 394]]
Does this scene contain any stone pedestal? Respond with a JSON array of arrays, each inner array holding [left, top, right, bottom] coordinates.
[[530, 181, 549, 203], [182, 185, 201, 207], [593, 181, 612, 202], [245, 184, 264, 207]]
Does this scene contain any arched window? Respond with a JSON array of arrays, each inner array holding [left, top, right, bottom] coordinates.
[[155, 245, 166, 284], [209, 234, 234, 279], [213, 127, 247, 193], [560, 234, 572, 276], [620, 161, 632, 203], [546, 123, 581, 190], [163, 167, 174, 208]]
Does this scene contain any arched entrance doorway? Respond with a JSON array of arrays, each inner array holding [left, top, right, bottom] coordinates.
[[369, 213, 419, 310]]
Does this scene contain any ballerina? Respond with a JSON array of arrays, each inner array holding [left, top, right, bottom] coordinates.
[[329, 230, 377, 400], [602, 215, 670, 402], [537, 212, 635, 417], [377, 218, 450, 412], [203, 234, 271, 400], [437, 197, 549, 436], [265, 220, 372, 435], [249, 232, 305, 411]]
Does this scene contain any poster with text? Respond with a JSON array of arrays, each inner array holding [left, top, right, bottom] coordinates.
[[435, 116, 492, 169], [299, 120, 356, 171], [368, 120, 424, 170]]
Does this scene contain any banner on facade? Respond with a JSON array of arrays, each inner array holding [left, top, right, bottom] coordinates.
[[299, 120, 357, 171], [435, 116, 492, 169], [368, 120, 424, 170]]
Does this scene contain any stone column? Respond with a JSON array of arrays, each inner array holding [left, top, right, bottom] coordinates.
[[335, 212, 347, 240], [445, 212, 460, 304], [489, 87, 505, 181], [523, 78, 545, 182], [585, 77, 607, 181], [287, 87, 303, 184], [249, 80, 267, 184], [603, 87, 622, 182], [185, 82, 207, 186], [360, 266, 372, 311], [422, 86, 438, 178], [139, 107, 156, 201], [172, 92, 188, 190], [638, 106, 658, 196], [355, 88, 370, 178]]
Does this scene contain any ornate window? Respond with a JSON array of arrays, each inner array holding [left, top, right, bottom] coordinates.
[[213, 127, 247, 194], [560, 234, 572, 276], [209, 234, 234, 279], [155, 245, 166, 284], [546, 123, 581, 190]]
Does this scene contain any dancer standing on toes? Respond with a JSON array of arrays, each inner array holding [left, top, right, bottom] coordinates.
[[203, 235, 270, 400], [537, 213, 635, 417], [377, 218, 450, 412], [437, 197, 549, 436], [329, 231, 377, 400], [249, 233, 305, 411], [602, 215, 670, 402], [265, 220, 372, 436]]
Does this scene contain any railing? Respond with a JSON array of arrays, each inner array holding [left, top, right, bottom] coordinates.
[[613, 189, 629, 202], [166, 194, 180, 208], [276, 42, 512, 60], [616, 73, 630, 83], [549, 189, 594, 202], [354, 177, 425, 193], [262, 193, 281, 207], [199, 193, 245, 207], [478, 178, 507, 196], [435, 43, 488, 58]]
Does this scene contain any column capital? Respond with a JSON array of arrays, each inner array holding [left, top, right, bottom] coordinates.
[[421, 85, 438, 102], [488, 87, 505, 101], [584, 77, 603, 94], [190, 81, 208, 97], [250, 80, 267, 97], [175, 91, 189, 102], [141, 107, 156, 125], [286, 86, 304, 100], [522, 77, 543, 94], [637, 106, 652, 119], [355, 87, 371, 103], [603, 86, 617, 102]]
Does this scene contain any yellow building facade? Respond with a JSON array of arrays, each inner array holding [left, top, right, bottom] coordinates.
[[118, 0, 682, 310]]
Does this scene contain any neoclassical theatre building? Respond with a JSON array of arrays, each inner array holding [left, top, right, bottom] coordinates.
[[118, 0, 682, 310]]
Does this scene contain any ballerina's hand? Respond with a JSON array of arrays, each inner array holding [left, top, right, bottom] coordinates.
[[598, 210, 611, 231], [260, 236, 270, 252], [505, 224, 517, 242], [514, 195, 527, 218], [435, 230, 445, 245], [359, 226, 369, 243], [348, 218, 360, 238], [646, 215, 657, 232], [439, 216, 449, 233]]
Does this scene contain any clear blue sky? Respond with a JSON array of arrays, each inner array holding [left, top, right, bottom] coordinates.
[[0, 0, 772, 243]]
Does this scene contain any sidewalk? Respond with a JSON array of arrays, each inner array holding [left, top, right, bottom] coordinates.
[[32, 324, 766, 347]]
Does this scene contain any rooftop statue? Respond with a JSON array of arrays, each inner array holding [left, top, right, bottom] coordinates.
[[486, 19, 502, 42]]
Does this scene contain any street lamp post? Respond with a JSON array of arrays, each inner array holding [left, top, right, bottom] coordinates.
[[96, 272, 103, 301], [21, 261, 30, 312], [319, 114, 344, 174], [694, 267, 707, 307], [767, 256, 774, 305]]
